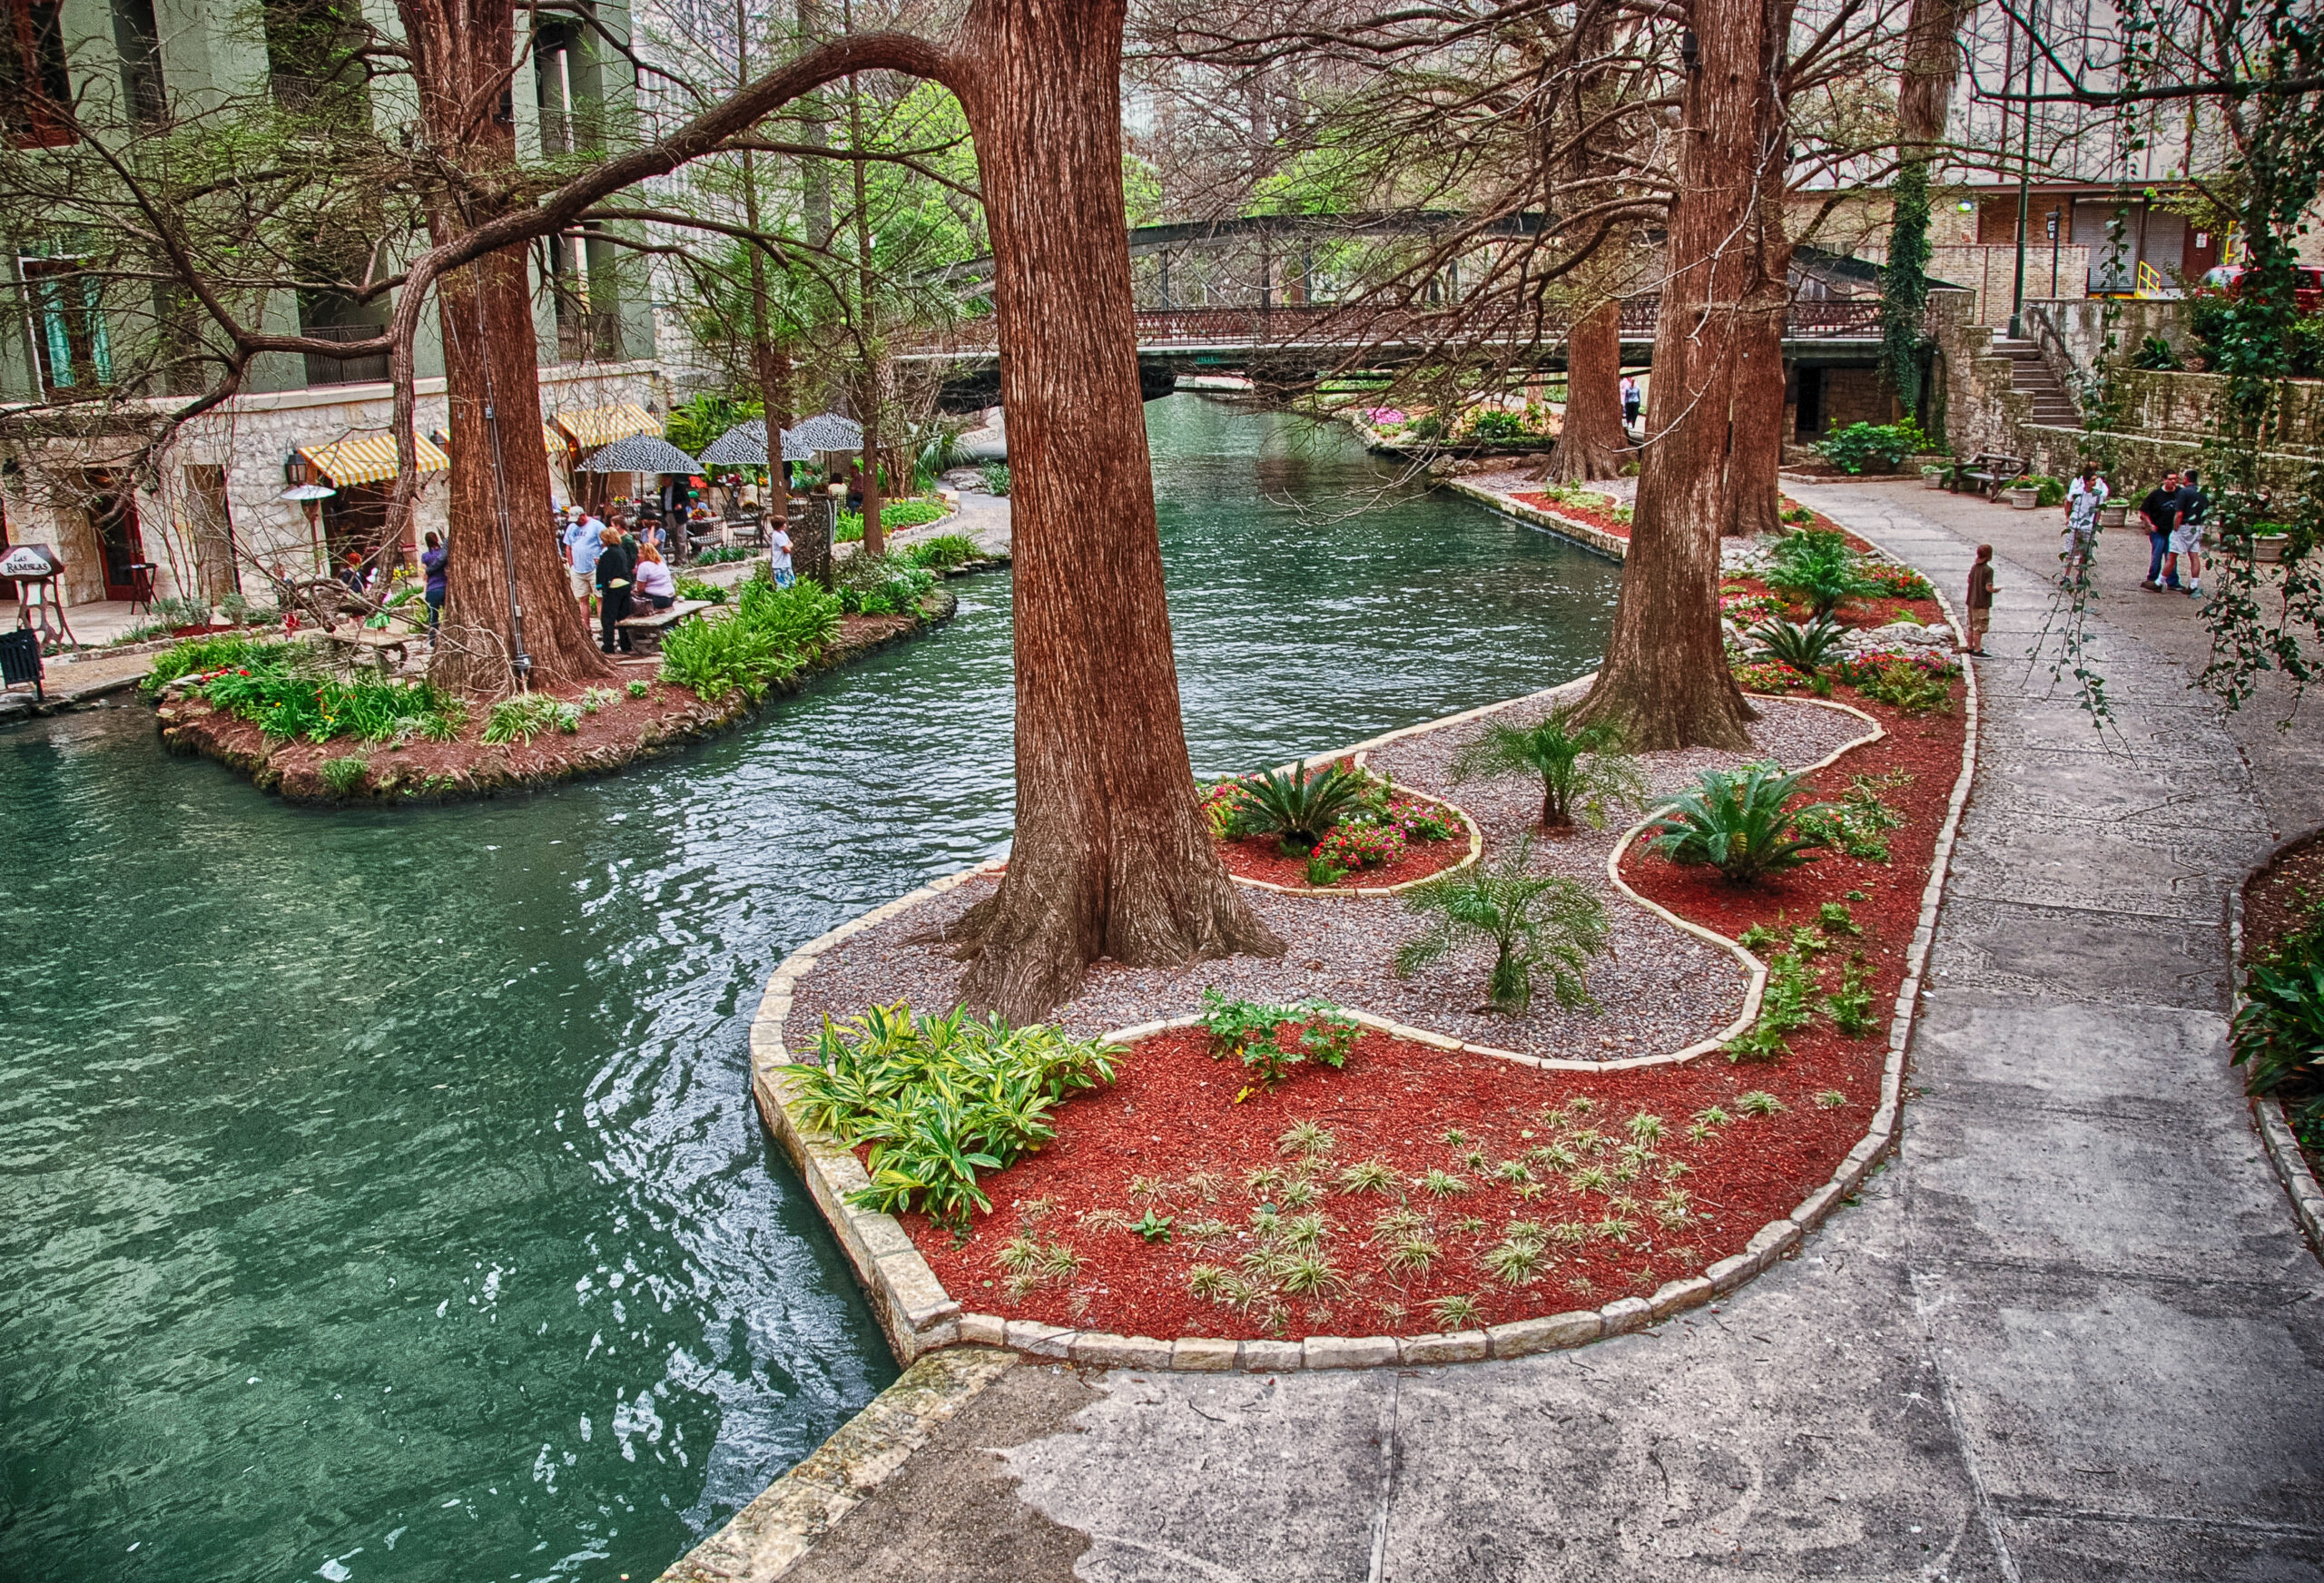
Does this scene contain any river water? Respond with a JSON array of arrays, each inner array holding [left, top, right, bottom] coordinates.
[[0, 397, 1619, 1583]]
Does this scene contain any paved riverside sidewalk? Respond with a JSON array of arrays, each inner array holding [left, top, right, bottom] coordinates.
[[765, 487, 2324, 1582]]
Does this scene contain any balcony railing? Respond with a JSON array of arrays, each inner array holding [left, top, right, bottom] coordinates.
[[556, 308, 624, 363], [300, 321, 390, 387]]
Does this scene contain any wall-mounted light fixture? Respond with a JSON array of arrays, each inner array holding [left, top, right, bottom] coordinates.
[[1679, 30, 1699, 70]]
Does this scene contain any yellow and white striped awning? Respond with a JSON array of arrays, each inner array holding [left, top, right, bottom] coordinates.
[[543, 423, 568, 455], [552, 403, 658, 450], [298, 433, 452, 487]]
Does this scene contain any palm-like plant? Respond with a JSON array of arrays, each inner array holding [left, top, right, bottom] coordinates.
[[1748, 615, 1848, 680], [1229, 762, 1372, 850], [1648, 762, 1834, 883], [1393, 839, 1610, 1014], [1447, 705, 1649, 831], [1763, 529, 1876, 618]]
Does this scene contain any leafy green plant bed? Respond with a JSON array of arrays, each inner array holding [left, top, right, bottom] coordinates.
[[834, 498, 951, 543], [2239, 834, 2324, 1165], [150, 587, 956, 802], [1512, 487, 1632, 538], [1203, 767, 1469, 890]]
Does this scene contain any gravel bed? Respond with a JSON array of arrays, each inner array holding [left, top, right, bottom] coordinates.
[[783, 691, 1876, 1065]]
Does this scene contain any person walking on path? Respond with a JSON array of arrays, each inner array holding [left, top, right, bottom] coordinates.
[[594, 525, 635, 654], [2062, 463, 2108, 578], [2138, 469, 2182, 590], [419, 531, 448, 637], [1620, 376, 1641, 434], [2166, 466, 2210, 596], [768, 522, 796, 589], [1965, 544, 1995, 654]]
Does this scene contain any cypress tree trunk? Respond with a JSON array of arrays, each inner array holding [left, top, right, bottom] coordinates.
[[404, 0, 609, 697], [945, 0, 1281, 1018], [1574, 0, 1777, 750], [1547, 300, 1629, 482]]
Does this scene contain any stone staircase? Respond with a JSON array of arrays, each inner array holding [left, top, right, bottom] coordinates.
[[1989, 337, 2080, 427]]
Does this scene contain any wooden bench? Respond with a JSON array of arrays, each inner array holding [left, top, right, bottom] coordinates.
[[1954, 453, 2027, 499], [615, 598, 713, 650]]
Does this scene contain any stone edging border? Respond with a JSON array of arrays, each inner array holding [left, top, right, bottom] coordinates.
[[2226, 831, 2324, 1258], [748, 611, 1974, 1371], [1445, 477, 1631, 560], [1225, 786, 1484, 899]]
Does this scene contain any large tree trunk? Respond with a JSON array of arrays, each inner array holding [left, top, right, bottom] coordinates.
[[1546, 300, 1628, 481], [1722, 170, 1795, 539], [1575, 0, 1777, 751], [429, 248, 612, 696], [946, 0, 1281, 1019], [403, 0, 609, 697]]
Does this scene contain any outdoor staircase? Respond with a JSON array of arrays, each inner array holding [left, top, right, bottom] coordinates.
[[1990, 337, 2081, 427]]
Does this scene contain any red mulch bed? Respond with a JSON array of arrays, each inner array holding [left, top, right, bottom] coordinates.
[[1512, 490, 1630, 539], [1216, 831, 1467, 890], [893, 678, 1967, 1343]]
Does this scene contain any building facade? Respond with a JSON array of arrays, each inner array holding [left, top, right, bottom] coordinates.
[[0, 0, 665, 613]]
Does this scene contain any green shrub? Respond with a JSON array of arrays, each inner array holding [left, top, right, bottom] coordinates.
[[1827, 955, 1879, 1037], [980, 462, 1010, 496], [1853, 657, 1956, 715], [660, 578, 844, 702], [783, 1002, 1117, 1232], [1726, 950, 1815, 1062], [1227, 762, 1372, 850], [1393, 837, 1610, 1014], [1818, 421, 1928, 474], [143, 632, 290, 693], [192, 648, 467, 743], [1446, 705, 1647, 831], [1794, 772, 1909, 861], [482, 693, 581, 743], [674, 577, 727, 604], [2234, 887, 2324, 1143], [1749, 615, 1848, 681], [625, 679, 650, 698], [320, 755, 369, 796], [1649, 762, 1834, 883], [905, 532, 980, 571], [833, 549, 936, 615], [1197, 990, 1360, 1095], [2131, 334, 2181, 370], [694, 545, 755, 565], [1763, 529, 1876, 618], [835, 498, 950, 543]]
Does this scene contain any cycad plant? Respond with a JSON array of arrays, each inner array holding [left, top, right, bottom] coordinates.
[[1229, 762, 1372, 851], [1447, 705, 1649, 831], [1649, 762, 1834, 883], [1393, 838, 1610, 1014], [1763, 529, 1875, 618], [1748, 615, 1848, 683]]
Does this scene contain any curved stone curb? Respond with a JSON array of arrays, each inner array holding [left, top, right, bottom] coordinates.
[[1225, 787, 1485, 899], [2227, 832, 2324, 1260], [1446, 477, 1631, 560]]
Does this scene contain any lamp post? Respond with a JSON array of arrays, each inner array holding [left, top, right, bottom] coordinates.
[[2007, 0, 2038, 339]]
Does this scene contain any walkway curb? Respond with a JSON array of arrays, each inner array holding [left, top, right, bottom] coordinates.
[[2227, 831, 2324, 1259], [749, 637, 1977, 1372], [652, 1346, 1018, 1583]]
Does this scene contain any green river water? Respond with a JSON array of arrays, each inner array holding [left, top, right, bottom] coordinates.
[[0, 397, 1620, 1583]]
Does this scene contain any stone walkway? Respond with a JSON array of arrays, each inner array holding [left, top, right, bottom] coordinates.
[[735, 483, 2324, 1581]]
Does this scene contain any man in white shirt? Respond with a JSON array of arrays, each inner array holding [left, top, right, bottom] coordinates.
[[2061, 464, 2107, 579], [563, 509, 606, 613]]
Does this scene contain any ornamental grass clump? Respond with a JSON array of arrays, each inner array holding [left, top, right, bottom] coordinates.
[[783, 1002, 1117, 1233], [1447, 704, 1648, 831], [1649, 762, 1834, 883], [1394, 837, 1610, 1014], [1748, 615, 1849, 685]]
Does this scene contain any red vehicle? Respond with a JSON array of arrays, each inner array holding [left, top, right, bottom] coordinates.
[[2199, 264, 2324, 315]]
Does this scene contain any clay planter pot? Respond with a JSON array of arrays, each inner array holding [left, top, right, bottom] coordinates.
[[2004, 487, 2041, 509], [1921, 469, 1948, 490], [2097, 505, 2129, 529], [2253, 534, 2291, 564]]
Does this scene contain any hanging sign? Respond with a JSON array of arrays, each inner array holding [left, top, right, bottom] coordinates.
[[1, 544, 58, 579]]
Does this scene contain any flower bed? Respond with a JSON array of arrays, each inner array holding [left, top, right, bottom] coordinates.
[[1216, 830, 1469, 890], [1512, 488, 1631, 539], [788, 674, 1965, 1352]]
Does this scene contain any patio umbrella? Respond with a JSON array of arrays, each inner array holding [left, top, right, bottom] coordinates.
[[577, 434, 701, 474], [783, 412, 864, 452], [700, 419, 818, 467]]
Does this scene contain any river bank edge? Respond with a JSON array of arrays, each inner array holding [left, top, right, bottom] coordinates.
[[149, 586, 960, 805]]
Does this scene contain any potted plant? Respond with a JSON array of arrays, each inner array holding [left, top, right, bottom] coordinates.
[[1921, 466, 1947, 490], [2097, 502, 2129, 529], [2002, 477, 2042, 509], [2250, 522, 2293, 563]]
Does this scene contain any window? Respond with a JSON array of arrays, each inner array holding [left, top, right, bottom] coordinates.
[[23, 257, 111, 392], [0, 0, 74, 148], [111, 0, 162, 126]]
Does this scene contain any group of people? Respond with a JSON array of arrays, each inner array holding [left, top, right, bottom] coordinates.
[[2058, 461, 2210, 596], [556, 505, 680, 654]]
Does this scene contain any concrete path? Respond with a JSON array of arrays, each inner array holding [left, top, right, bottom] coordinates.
[[759, 484, 2324, 1580]]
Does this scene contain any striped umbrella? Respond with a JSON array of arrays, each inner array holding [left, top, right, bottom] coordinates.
[[784, 412, 864, 452], [577, 434, 701, 474], [700, 420, 818, 467]]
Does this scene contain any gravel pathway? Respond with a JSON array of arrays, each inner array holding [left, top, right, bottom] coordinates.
[[785, 688, 1876, 1063]]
